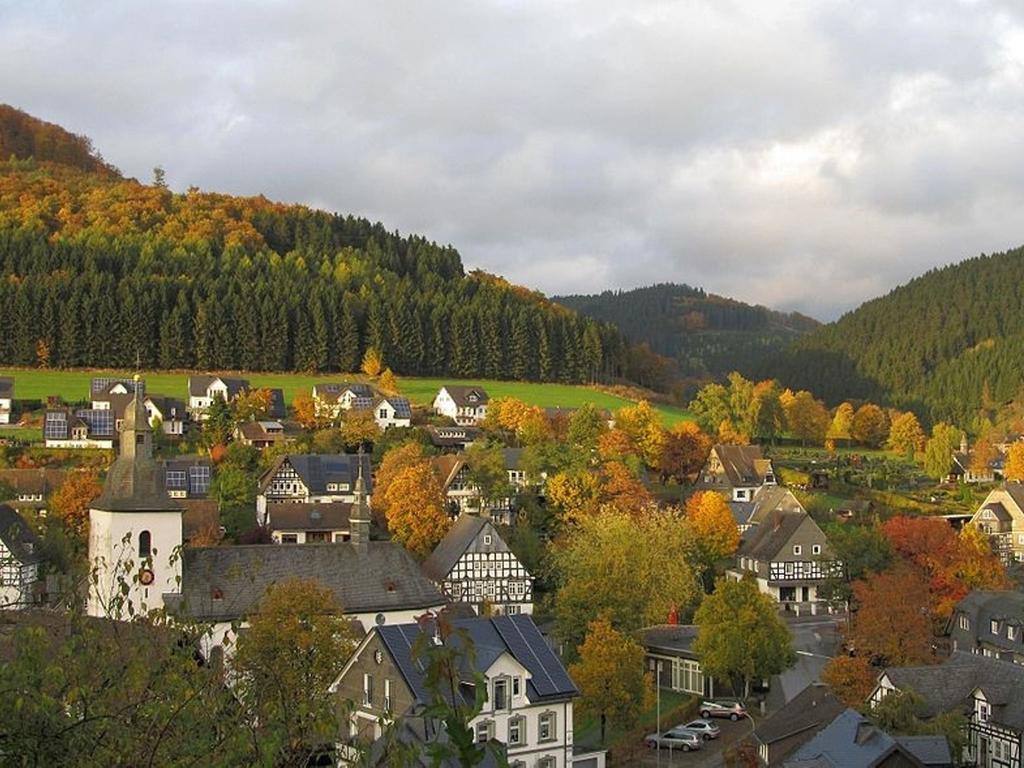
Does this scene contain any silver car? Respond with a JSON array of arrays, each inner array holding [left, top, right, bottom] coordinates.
[[644, 727, 703, 752], [700, 700, 748, 721], [681, 719, 721, 740]]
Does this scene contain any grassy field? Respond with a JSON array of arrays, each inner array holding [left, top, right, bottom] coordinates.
[[0, 367, 693, 426]]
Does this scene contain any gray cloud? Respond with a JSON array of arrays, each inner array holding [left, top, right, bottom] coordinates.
[[1, 0, 1023, 320]]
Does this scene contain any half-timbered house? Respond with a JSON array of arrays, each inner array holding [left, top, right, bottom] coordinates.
[[256, 453, 373, 520], [422, 514, 533, 615], [698, 444, 777, 502], [0, 504, 43, 609]]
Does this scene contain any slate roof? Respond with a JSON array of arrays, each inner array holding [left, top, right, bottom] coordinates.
[[144, 394, 187, 418], [314, 382, 376, 403], [378, 614, 577, 707], [267, 502, 352, 532], [503, 447, 525, 470], [0, 468, 67, 499], [0, 377, 13, 399], [714, 444, 773, 487], [638, 624, 699, 658], [0, 504, 43, 565], [1003, 482, 1024, 512], [422, 514, 491, 581], [980, 502, 1012, 522], [895, 736, 953, 766], [236, 420, 288, 443], [731, 485, 806, 527], [882, 651, 1024, 728], [261, 453, 374, 495], [378, 396, 412, 419], [440, 385, 490, 408], [180, 499, 220, 540], [175, 542, 445, 621], [188, 375, 249, 399], [754, 683, 845, 756], [786, 709, 942, 768], [738, 511, 822, 562], [949, 590, 1024, 657]]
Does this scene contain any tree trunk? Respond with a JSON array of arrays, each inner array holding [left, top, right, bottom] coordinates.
[[600, 713, 606, 746]]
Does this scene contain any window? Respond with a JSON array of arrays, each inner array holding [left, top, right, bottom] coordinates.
[[538, 712, 556, 742], [506, 604, 521, 615], [991, 620, 1000, 635], [537, 758, 556, 768], [280, 534, 298, 544], [138, 530, 152, 558], [384, 679, 392, 713], [475, 720, 493, 743], [508, 716, 524, 746], [959, 614, 970, 631], [1010, 626, 1018, 641], [812, 544, 822, 555], [493, 678, 508, 710], [378, 408, 388, 419], [979, 701, 990, 722], [793, 545, 802, 556], [363, 674, 373, 706], [483, 534, 492, 546], [512, 676, 521, 697]]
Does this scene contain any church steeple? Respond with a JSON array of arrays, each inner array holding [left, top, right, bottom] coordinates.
[[351, 449, 371, 550], [120, 374, 152, 461]]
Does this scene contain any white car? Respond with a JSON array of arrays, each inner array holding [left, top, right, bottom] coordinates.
[[681, 719, 721, 740], [643, 727, 703, 751]]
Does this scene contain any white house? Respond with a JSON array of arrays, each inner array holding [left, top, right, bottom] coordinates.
[[0, 377, 14, 425], [331, 614, 590, 768], [187, 375, 249, 419], [363, 396, 412, 430], [43, 407, 116, 449], [311, 382, 377, 421], [0, 504, 43, 609], [433, 385, 490, 426]]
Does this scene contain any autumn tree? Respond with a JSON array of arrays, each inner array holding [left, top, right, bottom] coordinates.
[[378, 367, 399, 395], [233, 578, 358, 762], [599, 461, 653, 517], [292, 391, 325, 430], [546, 470, 602, 524], [361, 346, 383, 377], [552, 508, 700, 648], [569, 617, 653, 746], [202, 396, 235, 449], [690, 382, 731, 436], [374, 442, 430, 517], [827, 402, 855, 441], [234, 387, 273, 422], [657, 422, 711, 484], [923, 422, 960, 480], [1004, 441, 1024, 481], [969, 437, 996, 476], [465, 440, 512, 510], [614, 400, 664, 468], [693, 577, 794, 698], [821, 655, 877, 708], [847, 566, 934, 666], [685, 491, 740, 589], [566, 403, 608, 456], [596, 428, 637, 466], [784, 390, 830, 446], [51, 470, 102, 541], [886, 412, 926, 455], [340, 409, 380, 451], [851, 404, 889, 448], [382, 462, 451, 556], [818, 522, 893, 609]]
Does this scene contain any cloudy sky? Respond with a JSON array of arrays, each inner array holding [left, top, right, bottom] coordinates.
[[2, 1, 1023, 319]]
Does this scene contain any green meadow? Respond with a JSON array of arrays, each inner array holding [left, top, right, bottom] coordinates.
[[0, 368, 692, 426]]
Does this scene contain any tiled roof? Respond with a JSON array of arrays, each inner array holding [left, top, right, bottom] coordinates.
[[738, 511, 823, 562], [714, 444, 770, 487], [422, 514, 489, 581], [176, 542, 445, 621], [439, 385, 490, 408], [755, 683, 844, 752], [267, 502, 352, 532], [731, 486, 806, 527], [0, 377, 13, 399]]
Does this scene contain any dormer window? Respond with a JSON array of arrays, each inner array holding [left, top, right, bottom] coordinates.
[[959, 615, 970, 631], [991, 620, 1000, 635], [1009, 625, 1017, 641], [793, 545, 802, 556], [493, 678, 509, 710]]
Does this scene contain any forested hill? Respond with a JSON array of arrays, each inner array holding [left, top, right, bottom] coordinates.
[[0, 105, 117, 176], [764, 245, 1024, 425], [0, 107, 647, 386], [555, 283, 819, 380]]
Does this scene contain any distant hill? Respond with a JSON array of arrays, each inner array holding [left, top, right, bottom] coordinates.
[[555, 283, 819, 380], [0, 106, 654, 388], [764, 245, 1024, 426], [0, 104, 118, 176]]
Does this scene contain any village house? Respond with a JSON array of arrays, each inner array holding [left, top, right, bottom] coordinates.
[[638, 624, 717, 698], [0, 468, 67, 515], [162, 456, 212, 500], [91, 379, 187, 437], [433, 385, 490, 426], [729, 511, 839, 613], [0, 377, 13, 425], [266, 501, 351, 544], [949, 591, 1024, 664], [233, 419, 294, 449], [86, 382, 447, 656], [753, 683, 846, 766], [330, 614, 585, 768], [968, 484, 1024, 564], [871, 651, 1024, 768], [186, 375, 249, 419], [432, 449, 535, 524], [311, 382, 377, 421], [730, 485, 806, 532], [422, 514, 533, 616], [785, 708, 951, 767], [358, 395, 413, 430], [43, 405, 116, 449], [699, 444, 777, 501], [950, 434, 1004, 484], [256, 453, 374, 522], [425, 425, 481, 453], [0, 504, 44, 609]]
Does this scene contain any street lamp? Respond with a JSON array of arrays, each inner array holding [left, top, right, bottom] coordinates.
[[656, 661, 663, 766]]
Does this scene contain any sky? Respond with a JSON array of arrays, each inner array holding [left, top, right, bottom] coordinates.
[[2, 1, 1023, 320]]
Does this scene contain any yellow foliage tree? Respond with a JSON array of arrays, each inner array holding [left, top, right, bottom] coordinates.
[[382, 463, 452, 557], [597, 429, 636, 463], [373, 442, 429, 517], [378, 368, 400, 395], [340, 409, 380, 450], [361, 347, 383, 378], [685, 490, 740, 588], [51, 470, 102, 539], [292, 392, 323, 430], [1005, 442, 1024, 482], [886, 411, 926, 454], [614, 401, 664, 468], [600, 461, 654, 517], [546, 470, 602, 523]]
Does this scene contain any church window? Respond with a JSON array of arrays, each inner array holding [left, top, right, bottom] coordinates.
[[139, 530, 152, 558]]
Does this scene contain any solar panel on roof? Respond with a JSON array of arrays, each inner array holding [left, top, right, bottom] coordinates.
[[189, 465, 211, 495], [44, 412, 67, 440], [492, 615, 576, 698], [78, 409, 114, 437], [165, 470, 187, 489]]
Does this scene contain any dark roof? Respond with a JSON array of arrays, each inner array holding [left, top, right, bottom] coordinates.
[[0, 377, 12, 399], [713, 444, 772, 487], [425, 425, 482, 448], [267, 502, 352, 532], [895, 736, 953, 766], [0, 505, 43, 565], [950, 590, 1024, 655], [503, 447, 525, 470], [261, 453, 374, 495], [638, 624, 699, 657], [89, 377, 138, 396], [176, 542, 445, 621], [738, 511, 826, 562], [378, 614, 577, 706], [188, 375, 249, 399], [422, 515, 490, 581], [882, 651, 1024, 728], [786, 709, 935, 768], [264, 388, 286, 419], [439, 385, 490, 408], [236, 420, 288, 442], [180, 499, 219, 540], [981, 502, 1012, 522], [376, 396, 412, 419], [1002, 482, 1024, 512], [0, 468, 67, 498], [731, 486, 806, 527], [433, 455, 467, 488], [755, 683, 845, 754]]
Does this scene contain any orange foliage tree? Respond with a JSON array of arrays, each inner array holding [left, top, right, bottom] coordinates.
[[821, 655, 878, 708], [381, 463, 451, 557], [657, 422, 712, 484], [685, 491, 740, 588], [51, 470, 102, 539], [1004, 442, 1024, 482], [292, 392, 324, 430], [599, 461, 653, 517], [847, 566, 934, 666]]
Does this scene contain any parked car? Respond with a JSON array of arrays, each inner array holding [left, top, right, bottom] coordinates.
[[681, 719, 721, 740], [644, 727, 703, 752], [699, 700, 747, 721]]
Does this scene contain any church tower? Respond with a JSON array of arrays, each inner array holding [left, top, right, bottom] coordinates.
[[350, 451, 371, 551], [87, 376, 183, 619]]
